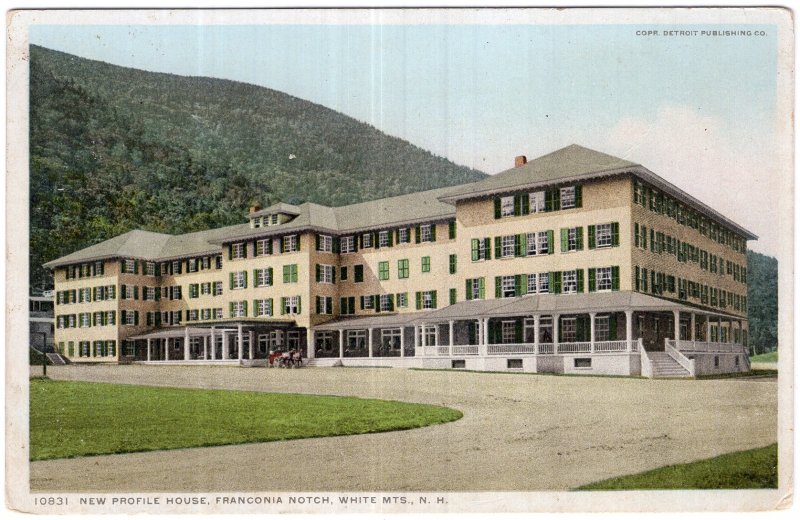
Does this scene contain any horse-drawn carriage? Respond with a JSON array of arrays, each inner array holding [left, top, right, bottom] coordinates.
[[268, 349, 304, 368]]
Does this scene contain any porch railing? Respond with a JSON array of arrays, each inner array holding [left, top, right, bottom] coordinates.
[[672, 340, 747, 354], [488, 343, 537, 355], [416, 340, 635, 357], [665, 339, 696, 376]]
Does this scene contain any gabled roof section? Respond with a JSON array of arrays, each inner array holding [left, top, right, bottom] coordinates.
[[43, 230, 172, 268], [333, 185, 457, 232], [248, 202, 302, 218], [438, 144, 640, 203]]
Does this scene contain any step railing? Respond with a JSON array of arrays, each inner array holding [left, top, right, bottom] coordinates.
[[665, 339, 695, 376], [639, 339, 653, 378]]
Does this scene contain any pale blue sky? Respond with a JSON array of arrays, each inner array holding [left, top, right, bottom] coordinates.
[[29, 23, 781, 254]]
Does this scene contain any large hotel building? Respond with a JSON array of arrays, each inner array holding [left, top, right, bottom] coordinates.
[[45, 145, 755, 377]]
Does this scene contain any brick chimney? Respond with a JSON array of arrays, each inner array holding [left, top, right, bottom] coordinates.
[[515, 155, 527, 168], [249, 204, 262, 214]]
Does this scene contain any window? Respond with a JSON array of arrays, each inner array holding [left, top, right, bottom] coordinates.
[[187, 259, 199, 273], [501, 235, 515, 258], [502, 321, 516, 343], [502, 275, 516, 298], [201, 309, 211, 320], [560, 186, 576, 209], [187, 310, 199, 322], [422, 291, 435, 309], [123, 259, 136, 274], [362, 295, 375, 310], [189, 284, 199, 298], [471, 238, 490, 261], [213, 282, 223, 296], [122, 311, 137, 326], [378, 231, 390, 248], [379, 294, 393, 312], [452, 360, 466, 369], [215, 255, 223, 269], [318, 234, 333, 253], [381, 328, 402, 350], [231, 242, 246, 259], [398, 228, 409, 244], [378, 261, 389, 281], [595, 316, 610, 341], [362, 232, 373, 249], [449, 254, 457, 274], [317, 296, 333, 315], [283, 264, 298, 283], [79, 313, 91, 328], [566, 228, 579, 252], [562, 270, 578, 294], [468, 278, 485, 300], [538, 273, 550, 293], [595, 224, 612, 248], [530, 191, 545, 213], [561, 317, 577, 342], [596, 267, 612, 291], [270, 214, 279, 226], [527, 273, 539, 294], [317, 264, 334, 284], [354, 264, 364, 283], [340, 297, 356, 315], [283, 235, 298, 253], [255, 239, 272, 256], [500, 196, 515, 217], [232, 271, 247, 290], [449, 288, 457, 305], [423, 325, 437, 345], [255, 268, 273, 287], [213, 308, 224, 319], [340, 236, 355, 253], [421, 256, 431, 273], [122, 285, 135, 300], [574, 358, 592, 368], [397, 293, 408, 308], [397, 259, 409, 279], [231, 301, 246, 318], [419, 224, 433, 243], [145, 262, 155, 276]]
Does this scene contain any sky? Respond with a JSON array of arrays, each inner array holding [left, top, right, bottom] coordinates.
[[29, 21, 785, 257]]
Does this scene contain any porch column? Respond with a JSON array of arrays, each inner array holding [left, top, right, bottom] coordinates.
[[718, 317, 723, 343], [184, 327, 190, 360], [625, 310, 633, 351], [306, 328, 315, 359], [706, 316, 712, 343], [339, 329, 344, 358], [448, 320, 454, 356], [210, 327, 216, 360], [368, 328, 374, 357], [673, 310, 680, 346], [165, 338, 170, 361], [221, 331, 228, 360], [237, 324, 244, 360], [690, 313, 696, 342], [737, 320, 743, 345], [533, 314, 540, 354], [249, 331, 255, 359], [589, 312, 596, 353], [420, 324, 426, 347], [400, 326, 405, 358], [203, 335, 208, 360], [553, 314, 560, 353], [146, 338, 151, 361]]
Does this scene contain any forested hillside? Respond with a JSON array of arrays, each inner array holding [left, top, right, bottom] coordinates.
[[746, 251, 778, 354], [29, 46, 486, 290]]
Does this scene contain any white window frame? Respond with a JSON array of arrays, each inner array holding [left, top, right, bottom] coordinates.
[[422, 291, 434, 309], [213, 282, 223, 296], [187, 259, 198, 273], [378, 231, 389, 248], [471, 278, 482, 300], [526, 232, 539, 256], [501, 235, 515, 258], [319, 296, 333, 315], [537, 231, 549, 255], [348, 330, 367, 349], [232, 271, 246, 290], [123, 312, 136, 326], [362, 233, 373, 248], [423, 325, 437, 346], [596, 267, 613, 292], [319, 235, 333, 253], [527, 273, 538, 294], [145, 262, 155, 276], [255, 239, 271, 256], [363, 295, 375, 310], [595, 223, 612, 248], [419, 224, 432, 243], [530, 191, 545, 213], [379, 294, 392, 312], [561, 317, 577, 342], [500, 195, 515, 217], [340, 236, 355, 254], [563, 270, 578, 294], [123, 285, 134, 300], [284, 295, 300, 315], [595, 315, 610, 342], [476, 239, 488, 260], [255, 268, 272, 287], [501, 320, 516, 344], [270, 214, 279, 226], [568, 228, 578, 252], [381, 328, 402, 350], [398, 228, 409, 243], [283, 235, 298, 253], [320, 265, 334, 284], [201, 309, 212, 320], [560, 186, 576, 209], [123, 259, 136, 274], [201, 282, 211, 295], [231, 242, 246, 259], [538, 272, 550, 294], [144, 287, 155, 301], [397, 293, 408, 308], [257, 299, 273, 317], [502, 275, 516, 298], [188, 310, 199, 321], [79, 313, 91, 328], [213, 308, 224, 319], [231, 301, 246, 318]]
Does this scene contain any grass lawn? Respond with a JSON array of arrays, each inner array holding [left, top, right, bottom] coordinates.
[[577, 444, 777, 490], [695, 369, 777, 380], [750, 351, 778, 363], [30, 379, 462, 461]]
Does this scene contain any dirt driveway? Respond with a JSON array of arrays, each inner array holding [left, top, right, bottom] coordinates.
[[30, 365, 777, 492]]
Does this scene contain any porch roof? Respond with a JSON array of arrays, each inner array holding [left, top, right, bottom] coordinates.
[[128, 320, 296, 340], [128, 326, 225, 340], [314, 311, 427, 331]]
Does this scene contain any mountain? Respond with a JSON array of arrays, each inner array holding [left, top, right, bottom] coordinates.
[[746, 251, 778, 354], [29, 45, 487, 290]]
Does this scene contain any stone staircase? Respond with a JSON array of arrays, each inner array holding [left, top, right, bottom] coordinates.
[[305, 358, 343, 368], [648, 352, 691, 378], [45, 352, 69, 365]]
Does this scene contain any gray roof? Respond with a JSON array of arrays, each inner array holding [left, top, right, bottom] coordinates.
[[438, 144, 639, 202], [314, 311, 427, 331], [248, 202, 302, 218]]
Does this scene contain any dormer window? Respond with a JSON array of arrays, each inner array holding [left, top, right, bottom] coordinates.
[[271, 214, 279, 226]]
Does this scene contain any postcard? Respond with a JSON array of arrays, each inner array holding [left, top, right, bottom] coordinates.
[[5, 7, 793, 514]]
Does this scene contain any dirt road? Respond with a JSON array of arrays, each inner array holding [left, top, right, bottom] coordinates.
[[30, 365, 777, 491]]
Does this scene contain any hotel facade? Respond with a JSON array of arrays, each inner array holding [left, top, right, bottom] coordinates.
[[45, 145, 755, 377]]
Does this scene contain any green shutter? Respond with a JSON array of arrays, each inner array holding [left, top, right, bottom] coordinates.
[[316, 296, 321, 314], [415, 291, 422, 310], [576, 227, 584, 251], [521, 193, 530, 215], [466, 279, 472, 300], [120, 284, 126, 300], [387, 230, 394, 247], [547, 230, 554, 254], [513, 194, 521, 216], [484, 238, 492, 259], [612, 266, 620, 291], [479, 278, 485, 299], [431, 290, 437, 309], [574, 185, 582, 208], [576, 269, 584, 293], [515, 274, 525, 296], [494, 197, 502, 219], [553, 272, 562, 294], [514, 234, 522, 257], [448, 220, 456, 239], [450, 288, 457, 305], [315, 264, 321, 282], [494, 236, 502, 258], [519, 233, 527, 256], [588, 225, 596, 249], [229, 272, 234, 290], [588, 268, 596, 292], [611, 222, 620, 246], [471, 239, 479, 261], [495, 276, 501, 298], [449, 254, 457, 274], [415, 225, 421, 243], [243, 271, 248, 288], [560, 229, 568, 252], [430, 224, 436, 242], [267, 267, 273, 285]]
